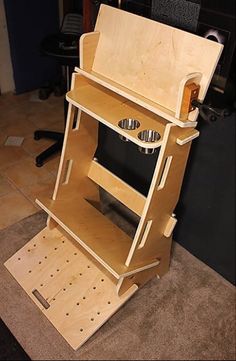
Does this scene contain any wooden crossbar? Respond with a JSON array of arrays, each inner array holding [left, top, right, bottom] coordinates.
[[88, 160, 146, 216]]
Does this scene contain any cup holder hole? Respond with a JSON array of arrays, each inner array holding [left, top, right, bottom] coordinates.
[[138, 130, 161, 143], [118, 118, 140, 130]]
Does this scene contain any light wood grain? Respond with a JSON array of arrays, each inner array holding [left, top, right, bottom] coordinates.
[[5, 226, 138, 350], [90, 5, 222, 121], [88, 160, 146, 216], [67, 74, 166, 147], [74, 67, 197, 127], [80, 31, 100, 71], [125, 124, 193, 276]]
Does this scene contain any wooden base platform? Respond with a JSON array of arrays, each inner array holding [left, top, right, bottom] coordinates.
[[4, 226, 137, 350]]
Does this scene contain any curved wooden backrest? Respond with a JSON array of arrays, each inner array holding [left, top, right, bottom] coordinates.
[[93, 5, 223, 114]]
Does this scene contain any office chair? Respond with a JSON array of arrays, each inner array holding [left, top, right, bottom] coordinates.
[[34, 13, 82, 167]]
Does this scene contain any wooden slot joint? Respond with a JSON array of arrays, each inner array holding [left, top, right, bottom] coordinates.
[[180, 83, 200, 120], [164, 215, 177, 238], [138, 220, 153, 249]]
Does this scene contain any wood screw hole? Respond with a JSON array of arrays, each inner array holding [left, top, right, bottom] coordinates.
[[80, 329, 83, 332], [44, 256, 47, 259], [69, 282, 72, 285], [66, 260, 69, 263], [79, 273, 82, 276], [28, 250, 31, 252], [66, 313, 69, 316], [77, 302, 80, 306], [93, 287, 96, 290], [56, 269, 60, 272], [53, 298, 56, 301], [62, 240, 65, 243], [83, 297, 86, 300], [33, 244, 36, 247], [87, 265, 90, 268], [91, 318, 94, 321], [54, 248, 57, 250], [74, 253, 77, 256], [108, 301, 111, 304], [43, 236, 45, 239], [50, 274, 53, 277], [40, 284, 43, 287], [18, 258, 21, 261], [28, 270, 32, 273], [63, 288, 66, 291], [39, 261, 42, 264], [97, 312, 100, 315], [101, 279, 104, 282]]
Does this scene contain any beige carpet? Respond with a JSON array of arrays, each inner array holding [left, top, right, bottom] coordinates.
[[0, 210, 235, 360]]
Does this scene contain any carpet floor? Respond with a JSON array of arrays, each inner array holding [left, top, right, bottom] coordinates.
[[0, 211, 235, 360]]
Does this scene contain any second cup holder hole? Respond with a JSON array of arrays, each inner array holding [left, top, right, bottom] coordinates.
[[138, 130, 161, 143]]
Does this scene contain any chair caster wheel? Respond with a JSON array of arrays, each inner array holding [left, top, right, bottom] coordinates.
[[36, 160, 43, 167], [34, 133, 41, 141]]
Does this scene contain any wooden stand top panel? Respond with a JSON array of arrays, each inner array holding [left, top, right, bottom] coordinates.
[[92, 5, 222, 116]]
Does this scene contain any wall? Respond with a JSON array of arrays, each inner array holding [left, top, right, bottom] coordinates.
[[0, 0, 14, 93]]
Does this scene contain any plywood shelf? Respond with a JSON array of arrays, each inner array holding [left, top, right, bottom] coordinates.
[[66, 74, 166, 149], [36, 194, 159, 279], [75, 67, 198, 128]]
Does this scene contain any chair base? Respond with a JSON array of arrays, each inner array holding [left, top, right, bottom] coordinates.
[[34, 130, 64, 167]]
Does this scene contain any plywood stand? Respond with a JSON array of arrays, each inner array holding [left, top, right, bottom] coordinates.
[[5, 5, 223, 350]]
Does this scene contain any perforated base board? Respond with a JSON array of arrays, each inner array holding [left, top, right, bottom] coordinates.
[[4, 226, 137, 350]]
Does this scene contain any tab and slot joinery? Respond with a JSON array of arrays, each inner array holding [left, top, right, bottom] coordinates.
[[4, 4, 223, 351]]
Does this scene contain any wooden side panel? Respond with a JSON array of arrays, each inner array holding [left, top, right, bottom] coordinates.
[[80, 31, 100, 71], [52, 104, 100, 205], [125, 124, 193, 276], [93, 5, 223, 115]]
